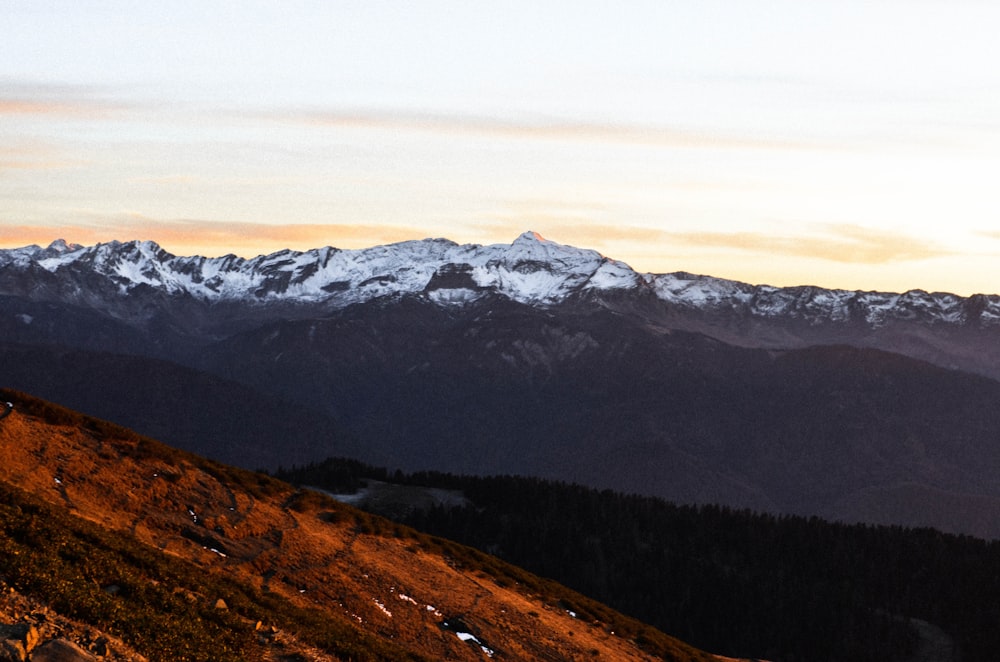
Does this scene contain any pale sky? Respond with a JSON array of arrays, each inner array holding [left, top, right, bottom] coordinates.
[[3, 1, 1000, 294]]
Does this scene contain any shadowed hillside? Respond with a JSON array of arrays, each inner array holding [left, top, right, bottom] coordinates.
[[0, 343, 358, 470], [203, 297, 1000, 538]]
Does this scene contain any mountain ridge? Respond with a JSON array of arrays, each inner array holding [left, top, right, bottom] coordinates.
[[4, 231, 996, 322], [5, 232, 1000, 381]]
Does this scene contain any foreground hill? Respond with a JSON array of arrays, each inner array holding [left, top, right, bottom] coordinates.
[[0, 389, 718, 662]]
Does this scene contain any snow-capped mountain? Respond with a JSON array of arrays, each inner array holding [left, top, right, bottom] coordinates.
[[3, 231, 637, 307], [5, 231, 998, 327], [5, 231, 1000, 379]]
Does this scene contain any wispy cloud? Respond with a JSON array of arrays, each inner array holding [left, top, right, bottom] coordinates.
[[663, 224, 948, 265], [0, 80, 133, 119], [0, 143, 81, 172], [275, 108, 817, 152], [973, 230, 1000, 245], [0, 97, 124, 119], [125, 175, 198, 186]]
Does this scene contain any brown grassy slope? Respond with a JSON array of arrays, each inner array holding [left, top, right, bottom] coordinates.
[[0, 389, 721, 662]]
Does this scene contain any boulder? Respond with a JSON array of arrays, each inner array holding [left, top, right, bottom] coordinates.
[[30, 639, 96, 662]]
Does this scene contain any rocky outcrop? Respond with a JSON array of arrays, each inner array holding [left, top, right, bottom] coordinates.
[[0, 619, 113, 662], [0, 584, 144, 662]]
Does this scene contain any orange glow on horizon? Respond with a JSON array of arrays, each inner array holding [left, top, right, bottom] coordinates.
[[0, 221, 433, 258]]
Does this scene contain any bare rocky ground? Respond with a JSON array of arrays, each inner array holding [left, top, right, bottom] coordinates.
[[0, 572, 345, 662], [0, 585, 144, 661]]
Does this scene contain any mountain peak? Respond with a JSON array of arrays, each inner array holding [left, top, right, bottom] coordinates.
[[515, 230, 547, 243], [505, 230, 598, 261], [46, 238, 83, 254], [98, 238, 168, 255]]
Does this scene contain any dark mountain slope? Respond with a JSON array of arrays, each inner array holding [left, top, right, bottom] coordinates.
[[0, 294, 155, 356], [200, 296, 1000, 538], [0, 343, 359, 470]]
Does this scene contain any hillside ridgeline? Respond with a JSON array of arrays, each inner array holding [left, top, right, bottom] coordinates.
[[0, 389, 718, 662]]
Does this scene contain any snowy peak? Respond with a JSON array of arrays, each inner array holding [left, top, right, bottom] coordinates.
[[466, 231, 640, 304], [45, 238, 84, 254], [2, 233, 641, 307], [0, 238, 84, 268], [505, 230, 596, 264]]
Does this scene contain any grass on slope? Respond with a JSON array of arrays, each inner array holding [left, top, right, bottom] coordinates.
[[0, 480, 431, 662]]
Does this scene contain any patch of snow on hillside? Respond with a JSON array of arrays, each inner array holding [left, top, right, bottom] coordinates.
[[649, 272, 753, 308], [455, 632, 495, 657], [427, 287, 482, 305], [373, 599, 392, 618], [586, 259, 639, 290], [37, 253, 80, 272], [857, 292, 901, 326], [979, 298, 1000, 324]]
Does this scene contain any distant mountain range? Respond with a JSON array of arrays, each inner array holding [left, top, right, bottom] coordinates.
[[5, 231, 1000, 377], [5, 232, 1000, 537]]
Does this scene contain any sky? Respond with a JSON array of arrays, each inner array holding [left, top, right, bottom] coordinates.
[[3, 1, 1000, 295]]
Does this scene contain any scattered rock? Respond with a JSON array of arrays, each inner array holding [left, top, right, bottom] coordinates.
[[87, 637, 109, 658]]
